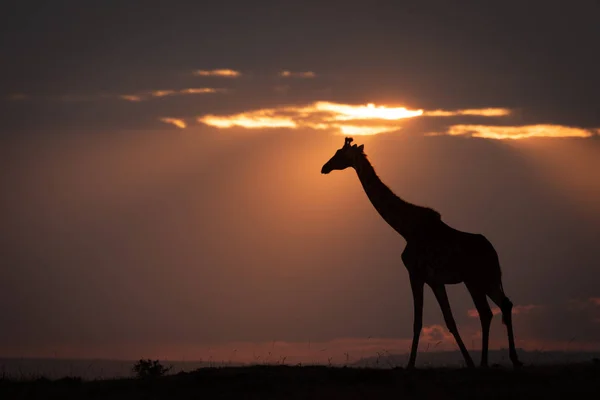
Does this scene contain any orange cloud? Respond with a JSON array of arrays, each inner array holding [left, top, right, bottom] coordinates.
[[467, 308, 502, 318], [197, 102, 522, 136], [180, 88, 221, 94], [279, 70, 316, 78], [159, 117, 187, 129], [119, 94, 143, 102], [194, 69, 241, 77], [198, 101, 424, 135], [312, 102, 424, 121], [196, 102, 597, 140], [444, 124, 595, 139], [423, 108, 511, 117], [151, 90, 176, 98], [198, 109, 298, 129]]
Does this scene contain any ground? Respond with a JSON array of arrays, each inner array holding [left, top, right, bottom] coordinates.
[[1, 363, 599, 399]]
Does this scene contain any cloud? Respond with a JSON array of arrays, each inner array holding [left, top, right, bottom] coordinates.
[[467, 308, 501, 318], [568, 297, 600, 311], [8, 88, 225, 104], [423, 108, 511, 117], [198, 102, 423, 134], [421, 325, 454, 343], [313, 102, 423, 121], [119, 88, 225, 102], [199, 108, 298, 129], [589, 297, 600, 306], [159, 117, 187, 129], [6, 93, 30, 100], [442, 124, 595, 140], [150, 90, 176, 98], [279, 70, 316, 78], [467, 304, 541, 318], [193, 69, 241, 77], [119, 94, 143, 102], [197, 101, 515, 136], [180, 88, 220, 94]]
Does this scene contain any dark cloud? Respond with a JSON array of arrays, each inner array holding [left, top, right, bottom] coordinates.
[[2, 0, 599, 133]]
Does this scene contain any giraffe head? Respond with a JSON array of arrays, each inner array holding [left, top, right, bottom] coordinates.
[[321, 137, 365, 174]]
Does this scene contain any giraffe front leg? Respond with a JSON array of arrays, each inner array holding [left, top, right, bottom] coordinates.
[[430, 283, 475, 369], [407, 275, 424, 369], [466, 284, 493, 368]]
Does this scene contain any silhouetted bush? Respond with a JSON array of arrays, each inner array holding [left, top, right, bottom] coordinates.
[[132, 359, 172, 379]]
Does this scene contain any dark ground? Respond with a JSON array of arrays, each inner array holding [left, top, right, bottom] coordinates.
[[1, 363, 599, 399]]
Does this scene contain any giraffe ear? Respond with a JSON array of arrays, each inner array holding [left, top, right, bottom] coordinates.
[[357, 144, 364, 152]]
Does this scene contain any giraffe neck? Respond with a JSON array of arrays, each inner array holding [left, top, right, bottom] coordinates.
[[352, 154, 440, 241]]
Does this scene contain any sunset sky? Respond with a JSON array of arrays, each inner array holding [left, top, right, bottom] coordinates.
[[1, 1, 599, 364]]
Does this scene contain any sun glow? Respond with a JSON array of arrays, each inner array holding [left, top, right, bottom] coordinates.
[[337, 125, 395, 136], [198, 109, 298, 129], [313, 102, 424, 120]]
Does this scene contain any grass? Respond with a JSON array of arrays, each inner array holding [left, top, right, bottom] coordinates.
[[1, 362, 599, 399]]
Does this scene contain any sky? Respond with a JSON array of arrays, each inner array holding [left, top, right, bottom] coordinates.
[[1, 0, 599, 364]]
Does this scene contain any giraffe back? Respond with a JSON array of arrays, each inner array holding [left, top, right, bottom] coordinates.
[[402, 227, 501, 285]]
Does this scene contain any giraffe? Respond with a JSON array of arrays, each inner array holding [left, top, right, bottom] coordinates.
[[320, 137, 523, 369]]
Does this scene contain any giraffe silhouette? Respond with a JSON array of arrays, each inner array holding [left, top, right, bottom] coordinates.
[[321, 137, 523, 369]]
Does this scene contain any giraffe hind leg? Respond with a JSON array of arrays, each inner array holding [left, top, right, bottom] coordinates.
[[487, 284, 523, 368]]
